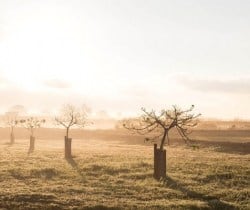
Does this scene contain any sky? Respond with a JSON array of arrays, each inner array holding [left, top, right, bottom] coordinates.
[[0, 0, 250, 119]]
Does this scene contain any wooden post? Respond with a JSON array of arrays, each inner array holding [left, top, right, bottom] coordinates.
[[64, 136, 72, 159], [153, 144, 166, 179], [10, 132, 15, 144], [29, 136, 35, 153]]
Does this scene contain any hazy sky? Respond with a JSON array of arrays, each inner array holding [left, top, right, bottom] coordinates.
[[0, 0, 250, 118]]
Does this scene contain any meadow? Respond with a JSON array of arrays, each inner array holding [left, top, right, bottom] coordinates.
[[0, 128, 249, 209]]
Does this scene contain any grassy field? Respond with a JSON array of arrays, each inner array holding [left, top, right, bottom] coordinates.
[[0, 129, 249, 209]]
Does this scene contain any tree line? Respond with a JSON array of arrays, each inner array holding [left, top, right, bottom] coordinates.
[[2, 104, 200, 179]]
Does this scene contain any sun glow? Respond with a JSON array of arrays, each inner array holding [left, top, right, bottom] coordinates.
[[0, 1, 250, 118], [0, 4, 89, 91]]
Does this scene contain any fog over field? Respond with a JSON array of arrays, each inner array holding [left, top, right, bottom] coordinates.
[[0, 0, 250, 119], [0, 0, 250, 209]]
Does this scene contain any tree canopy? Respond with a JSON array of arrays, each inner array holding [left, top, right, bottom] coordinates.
[[124, 105, 200, 150]]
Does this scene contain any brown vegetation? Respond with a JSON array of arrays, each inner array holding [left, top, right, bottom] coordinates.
[[0, 128, 249, 209]]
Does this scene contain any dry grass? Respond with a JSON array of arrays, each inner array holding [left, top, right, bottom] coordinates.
[[0, 132, 249, 209]]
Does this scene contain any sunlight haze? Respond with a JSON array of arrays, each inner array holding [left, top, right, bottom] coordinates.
[[0, 0, 250, 119]]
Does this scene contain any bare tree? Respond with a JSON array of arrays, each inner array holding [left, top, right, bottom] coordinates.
[[19, 117, 46, 153], [55, 104, 89, 138], [9, 105, 26, 115], [55, 104, 90, 158], [123, 105, 200, 179], [124, 105, 200, 150], [4, 112, 19, 144]]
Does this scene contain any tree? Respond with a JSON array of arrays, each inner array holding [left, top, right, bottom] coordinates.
[[123, 105, 200, 179], [19, 117, 46, 153], [9, 105, 26, 115], [55, 104, 90, 159], [4, 105, 26, 144], [124, 105, 200, 149], [4, 112, 19, 144]]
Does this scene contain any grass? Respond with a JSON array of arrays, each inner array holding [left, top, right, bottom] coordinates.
[[0, 133, 249, 209]]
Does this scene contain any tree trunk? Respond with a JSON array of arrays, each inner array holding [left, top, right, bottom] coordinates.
[[66, 127, 69, 140], [29, 136, 35, 153], [154, 144, 166, 180], [10, 131, 15, 144], [64, 136, 72, 159], [166, 132, 170, 145], [160, 130, 167, 151]]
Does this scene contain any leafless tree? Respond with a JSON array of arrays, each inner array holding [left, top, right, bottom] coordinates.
[[4, 112, 19, 144], [20, 117, 46, 137], [19, 117, 46, 153], [55, 104, 90, 159], [55, 104, 89, 139], [123, 105, 200, 151]]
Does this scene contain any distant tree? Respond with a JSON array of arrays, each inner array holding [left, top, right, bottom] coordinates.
[[97, 110, 109, 119], [123, 105, 200, 179], [3, 105, 26, 144], [9, 105, 26, 115], [19, 117, 46, 153], [55, 104, 90, 158], [115, 119, 125, 130], [4, 112, 19, 144]]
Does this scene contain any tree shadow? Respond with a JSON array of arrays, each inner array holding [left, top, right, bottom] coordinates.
[[27, 149, 34, 155], [66, 157, 78, 167], [162, 176, 237, 210], [66, 157, 86, 180]]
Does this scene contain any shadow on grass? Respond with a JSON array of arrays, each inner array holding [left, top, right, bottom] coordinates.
[[163, 176, 237, 210], [27, 149, 34, 155], [0, 193, 62, 210], [66, 157, 78, 168], [3, 142, 13, 148], [66, 157, 87, 181], [84, 206, 121, 210], [191, 140, 250, 155], [66, 157, 131, 178]]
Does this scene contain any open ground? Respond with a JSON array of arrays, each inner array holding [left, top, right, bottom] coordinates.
[[0, 128, 249, 209]]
